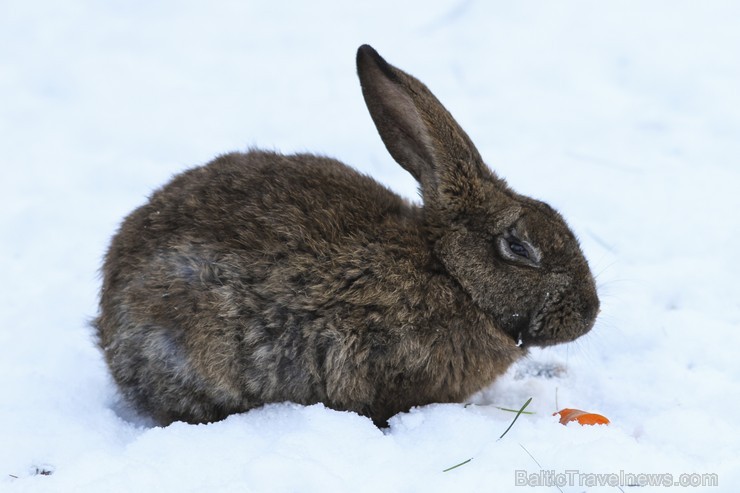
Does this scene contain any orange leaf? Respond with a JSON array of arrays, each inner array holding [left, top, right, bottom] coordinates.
[[554, 408, 610, 426]]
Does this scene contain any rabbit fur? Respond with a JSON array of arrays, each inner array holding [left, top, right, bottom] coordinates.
[[95, 45, 599, 427]]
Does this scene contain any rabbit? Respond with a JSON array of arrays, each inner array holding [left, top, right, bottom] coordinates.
[[95, 44, 600, 427]]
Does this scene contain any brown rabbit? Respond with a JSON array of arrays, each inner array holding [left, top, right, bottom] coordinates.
[[95, 45, 599, 427]]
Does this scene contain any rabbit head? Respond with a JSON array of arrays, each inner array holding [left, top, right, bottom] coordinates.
[[357, 45, 599, 348]]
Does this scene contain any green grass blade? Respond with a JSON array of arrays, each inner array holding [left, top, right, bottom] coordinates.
[[442, 458, 472, 473], [495, 406, 535, 415], [497, 397, 533, 440]]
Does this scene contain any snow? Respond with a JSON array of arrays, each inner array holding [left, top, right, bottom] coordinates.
[[1, 1, 739, 491]]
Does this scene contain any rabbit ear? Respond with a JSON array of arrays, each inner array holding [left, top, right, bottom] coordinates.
[[356, 45, 501, 218]]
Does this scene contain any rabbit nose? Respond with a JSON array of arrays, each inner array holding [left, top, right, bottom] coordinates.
[[581, 295, 600, 328]]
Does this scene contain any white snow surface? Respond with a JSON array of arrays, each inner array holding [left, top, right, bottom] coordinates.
[[2, 1, 739, 492]]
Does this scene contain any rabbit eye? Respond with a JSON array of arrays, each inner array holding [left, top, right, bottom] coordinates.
[[508, 240, 530, 259], [497, 235, 540, 266]]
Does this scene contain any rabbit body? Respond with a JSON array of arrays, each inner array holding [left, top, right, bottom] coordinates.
[[96, 46, 599, 426]]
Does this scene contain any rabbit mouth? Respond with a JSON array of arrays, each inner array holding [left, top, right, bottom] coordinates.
[[514, 292, 553, 348], [524, 290, 595, 348], [500, 312, 532, 348]]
